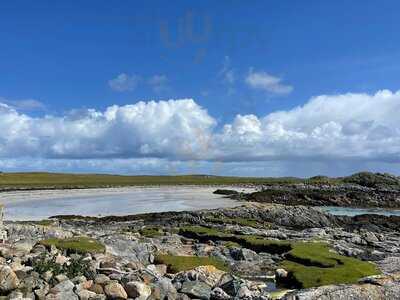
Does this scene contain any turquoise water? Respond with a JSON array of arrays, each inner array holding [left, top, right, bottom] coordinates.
[[320, 206, 400, 217]]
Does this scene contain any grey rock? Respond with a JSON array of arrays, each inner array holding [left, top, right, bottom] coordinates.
[[181, 281, 211, 300]]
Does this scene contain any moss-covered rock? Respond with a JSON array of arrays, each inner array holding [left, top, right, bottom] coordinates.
[[154, 254, 229, 273]]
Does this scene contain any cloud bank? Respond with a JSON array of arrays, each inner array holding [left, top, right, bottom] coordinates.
[[0, 90, 399, 175]]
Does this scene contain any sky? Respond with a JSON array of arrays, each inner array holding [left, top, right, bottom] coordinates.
[[1, 1, 400, 177]]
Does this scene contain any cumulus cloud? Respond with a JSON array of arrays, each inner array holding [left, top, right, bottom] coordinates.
[[0, 90, 400, 175], [245, 69, 293, 95], [108, 73, 140, 92]]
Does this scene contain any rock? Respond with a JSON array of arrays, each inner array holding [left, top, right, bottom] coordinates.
[[35, 285, 50, 300], [181, 281, 212, 300], [42, 271, 53, 282], [94, 274, 110, 286], [149, 278, 177, 300], [50, 280, 74, 294], [89, 283, 104, 295], [0, 265, 20, 292], [125, 281, 151, 300], [236, 286, 252, 299], [210, 287, 230, 300], [54, 274, 68, 283], [217, 274, 242, 297], [76, 289, 98, 300], [282, 278, 400, 300], [47, 280, 78, 300], [104, 282, 127, 299], [275, 268, 288, 279], [55, 255, 69, 266]]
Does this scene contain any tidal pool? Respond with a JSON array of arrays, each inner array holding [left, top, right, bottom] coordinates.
[[0, 186, 249, 221], [320, 206, 400, 217]]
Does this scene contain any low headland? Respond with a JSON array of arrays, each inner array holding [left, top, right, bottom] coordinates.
[[0, 172, 399, 299]]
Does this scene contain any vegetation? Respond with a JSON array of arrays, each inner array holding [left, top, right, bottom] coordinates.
[[179, 226, 291, 254], [0, 171, 397, 190], [179, 226, 380, 288], [0, 172, 299, 190], [33, 253, 95, 281], [39, 236, 105, 254], [280, 242, 380, 288], [140, 226, 164, 238], [154, 254, 229, 273]]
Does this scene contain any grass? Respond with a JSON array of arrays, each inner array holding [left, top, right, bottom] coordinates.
[[154, 254, 229, 273], [179, 226, 291, 254], [0, 172, 305, 190], [280, 242, 380, 288], [140, 226, 164, 238], [178, 226, 380, 288], [39, 236, 105, 254], [0, 171, 395, 190]]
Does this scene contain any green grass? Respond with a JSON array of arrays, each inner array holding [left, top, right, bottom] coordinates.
[[179, 226, 291, 254], [0, 172, 305, 190], [39, 236, 105, 254], [178, 227, 380, 288], [280, 242, 380, 288], [154, 254, 229, 273], [140, 226, 164, 238]]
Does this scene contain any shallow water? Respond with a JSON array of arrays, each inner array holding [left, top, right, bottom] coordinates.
[[0, 186, 249, 221], [320, 206, 400, 217]]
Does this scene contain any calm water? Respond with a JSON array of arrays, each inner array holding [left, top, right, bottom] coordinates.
[[320, 206, 400, 217], [0, 186, 249, 221]]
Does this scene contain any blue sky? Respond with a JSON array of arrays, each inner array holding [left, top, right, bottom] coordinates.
[[1, 1, 400, 176]]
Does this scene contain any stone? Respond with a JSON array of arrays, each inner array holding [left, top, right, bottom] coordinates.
[[237, 286, 252, 298], [76, 289, 98, 300], [55, 255, 69, 266], [34, 285, 50, 300], [94, 274, 110, 286], [275, 268, 288, 279], [50, 280, 74, 294], [42, 271, 53, 282], [104, 282, 127, 299], [149, 278, 177, 300], [0, 265, 20, 292], [210, 287, 230, 300], [89, 283, 104, 295], [181, 281, 212, 300], [125, 281, 151, 300], [54, 274, 68, 283]]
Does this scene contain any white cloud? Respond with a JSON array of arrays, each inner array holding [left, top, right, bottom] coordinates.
[[0, 90, 400, 175], [0, 98, 46, 111], [148, 75, 168, 93], [245, 69, 293, 95], [108, 73, 140, 92]]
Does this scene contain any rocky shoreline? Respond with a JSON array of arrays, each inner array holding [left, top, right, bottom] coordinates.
[[0, 202, 398, 300]]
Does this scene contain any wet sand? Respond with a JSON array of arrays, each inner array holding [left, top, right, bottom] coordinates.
[[0, 186, 252, 221]]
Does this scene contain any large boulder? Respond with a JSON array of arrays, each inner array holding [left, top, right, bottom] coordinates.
[[0, 265, 20, 292]]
